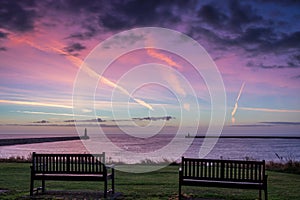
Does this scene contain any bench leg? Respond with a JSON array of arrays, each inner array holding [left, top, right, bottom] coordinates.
[[30, 178, 34, 196], [104, 179, 107, 198], [112, 174, 115, 194], [42, 179, 45, 193], [179, 183, 181, 200], [259, 189, 262, 200], [265, 189, 268, 200]]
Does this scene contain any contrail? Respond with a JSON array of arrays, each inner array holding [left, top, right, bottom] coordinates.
[[146, 48, 182, 70], [146, 48, 187, 97], [8, 33, 153, 110], [231, 82, 245, 123]]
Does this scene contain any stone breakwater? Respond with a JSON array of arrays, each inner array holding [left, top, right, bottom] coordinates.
[[0, 135, 89, 146]]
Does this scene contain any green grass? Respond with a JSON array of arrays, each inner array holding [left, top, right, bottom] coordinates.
[[0, 162, 299, 199]]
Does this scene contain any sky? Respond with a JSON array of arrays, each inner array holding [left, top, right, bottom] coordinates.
[[0, 0, 300, 135]]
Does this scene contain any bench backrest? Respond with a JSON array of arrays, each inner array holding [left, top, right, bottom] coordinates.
[[31, 152, 106, 174], [181, 157, 265, 183]]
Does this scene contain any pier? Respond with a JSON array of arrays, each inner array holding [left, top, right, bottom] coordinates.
[[185, 135, 300, 139], [0, 128, 89, 146]]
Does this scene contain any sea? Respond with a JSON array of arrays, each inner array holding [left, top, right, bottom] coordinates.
[[0, 125, 299, 164]]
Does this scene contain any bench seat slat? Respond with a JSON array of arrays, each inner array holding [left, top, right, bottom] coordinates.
[[182, 179, 264, 189], [181, 176, 263, 183], [33, 173, 113, 181]]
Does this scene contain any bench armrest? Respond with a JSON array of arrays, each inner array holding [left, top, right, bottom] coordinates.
[[106, 164, 115, 175], [106, 164, 115, 169]]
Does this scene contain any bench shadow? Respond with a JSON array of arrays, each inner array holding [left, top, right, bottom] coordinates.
[[179, 195, 225, 200], [24, 190, 122, 200]]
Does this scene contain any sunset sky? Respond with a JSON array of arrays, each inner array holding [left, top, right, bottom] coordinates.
[[0, 0, 299, 134]]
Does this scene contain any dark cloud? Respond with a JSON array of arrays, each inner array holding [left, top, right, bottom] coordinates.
[[197, 1, 262, 32], [50, 0, 300, 75], [0, 31, 8, 38], [98, 0, 189, 30], [257, 0, 300, 6], [0, 31, 8, 51], [240, 31, 300, 69], [63, 43, 86, 53], [228, 29, 300, 56], [0, 0, 36, 32], [191, 1, 300, 70], [132, 116, 174, 121], [52, 0, 194, 41], [228, 0, 262, 31], [99, 13, 130, 30], [188, 26, 228, 49], [293, 54, 300, 61], [196, 3, 297, 41], [192, 3, 266, 51], [239, 27, 274, 44], [43, 0, 195, 30], [33, 120, 49, 123], [198, 4, 227, 26], [42, 0, 104, 41], [247, 61, 299, 69], [273, 31, 300, 50], [46, 0, 104, 14], [292, 75, 300, 79], [64, 118, 105, 123], [68, 28, 96, 40], [0, 0, 299, 72]]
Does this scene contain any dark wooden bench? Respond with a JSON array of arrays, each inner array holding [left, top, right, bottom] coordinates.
[[179, 157, 268, 200], [30, 152, 114, 198]]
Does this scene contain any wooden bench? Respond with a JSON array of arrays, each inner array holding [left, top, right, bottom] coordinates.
[[30, 152, 114, 198], [179, 157, 268, 200]]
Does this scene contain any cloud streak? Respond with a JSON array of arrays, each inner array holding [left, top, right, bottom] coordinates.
[[231, 82, 245, 123], [7, 33, 153, 111], [240, 107, 300, 113], [0, 100, 72, 109], [15, 110, 91, 117]]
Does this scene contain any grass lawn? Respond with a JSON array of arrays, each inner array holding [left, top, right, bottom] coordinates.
[[0, 162, 299, 199]]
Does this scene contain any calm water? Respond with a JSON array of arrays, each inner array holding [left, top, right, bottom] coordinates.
[[1, 133, 299, 163]]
